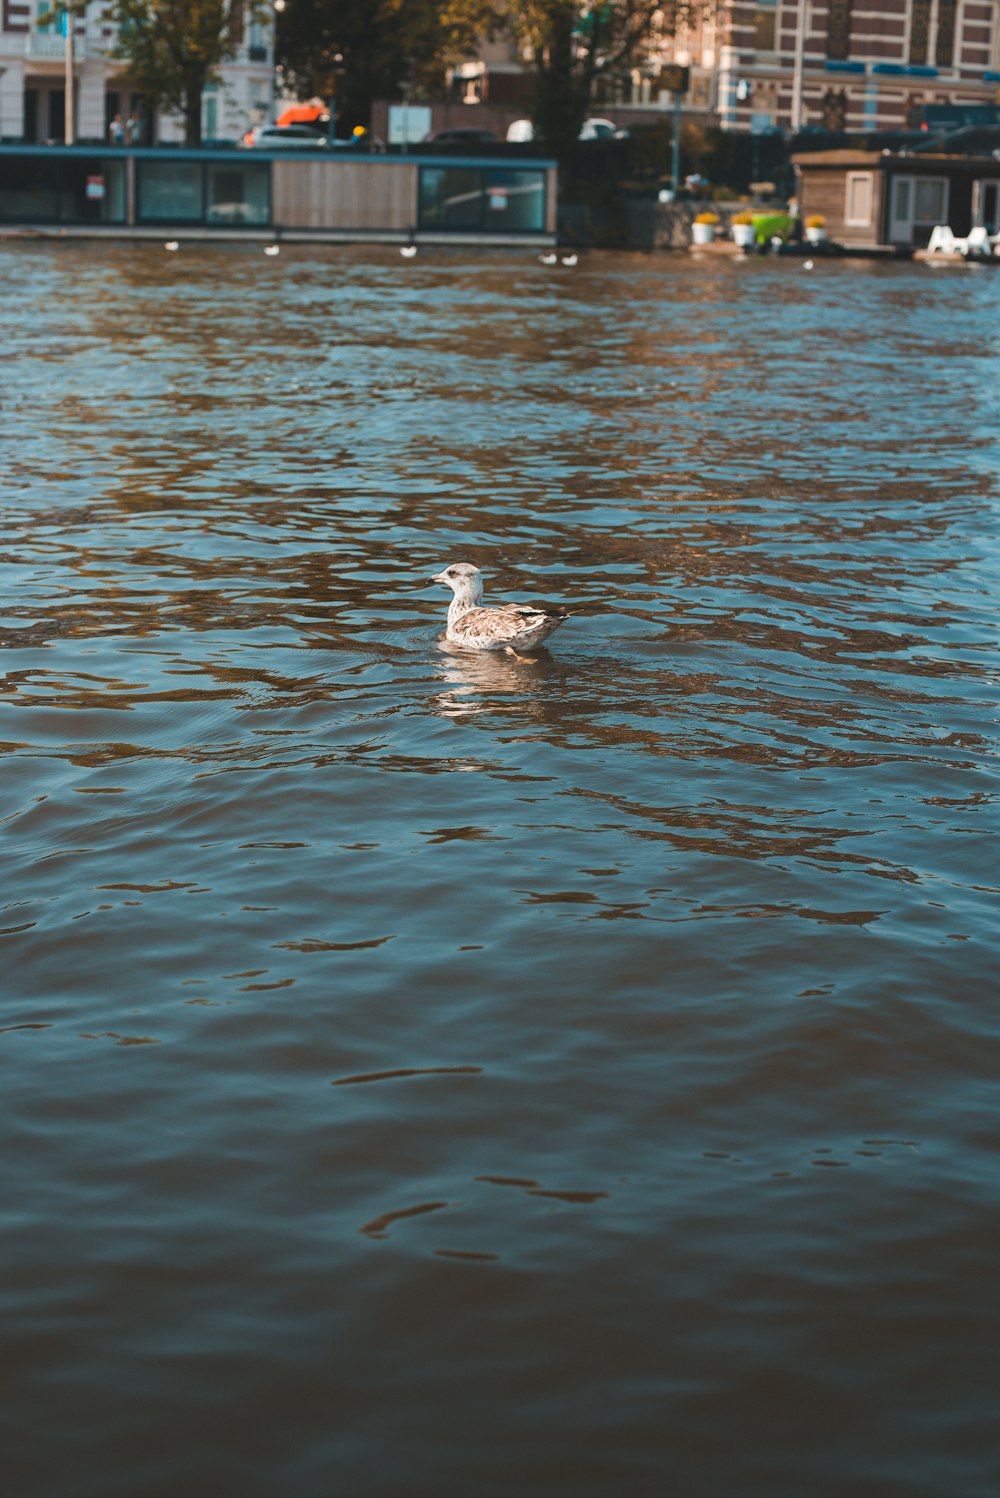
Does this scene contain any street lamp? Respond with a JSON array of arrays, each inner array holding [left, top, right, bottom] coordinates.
[[791, 0, 806, 132], [63, 1, 77, 145]]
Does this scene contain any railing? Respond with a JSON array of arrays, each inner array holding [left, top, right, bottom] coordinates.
[[24, 30, 94, 60]]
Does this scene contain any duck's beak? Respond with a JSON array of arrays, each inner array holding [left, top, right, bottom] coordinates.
[[430, 571, 448, 586]]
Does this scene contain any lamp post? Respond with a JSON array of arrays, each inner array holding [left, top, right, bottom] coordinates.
[[400, 78, 412, 153], [790, 0, 806, 132], [271, 0, 285, 125], [329, 54, 343, 142], [64, 2, 76, 144]]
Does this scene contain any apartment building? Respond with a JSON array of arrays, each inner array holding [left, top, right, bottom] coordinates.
[[717, 0, 1000, 133], [0, 0, 275, 144]]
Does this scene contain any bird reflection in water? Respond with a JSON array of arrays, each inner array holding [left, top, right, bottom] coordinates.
[[431, 637, 563, 721]]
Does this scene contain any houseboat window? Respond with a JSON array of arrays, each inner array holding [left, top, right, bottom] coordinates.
[[754, 0, 777, 52], [973, 179, 1000, 232], [58, 158, 128, 223], [914, 177, 946, 222], [845, 171, 873, 225], [419, 167, 483, 230], [909, 0, 930, 64], [137, 160, 205, 222], [826, 0, 852, 60], [892, 177, 911, 226], [935, 0, 956, 65], [418, 166, 546, 233], [0, 157, 59, 221], [207, 163, 270, 225]]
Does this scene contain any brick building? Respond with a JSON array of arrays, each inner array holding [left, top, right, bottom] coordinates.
[[717, 0, 1000, 133]]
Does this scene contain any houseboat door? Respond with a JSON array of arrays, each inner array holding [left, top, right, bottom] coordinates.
[[888, 175, 949, 246]]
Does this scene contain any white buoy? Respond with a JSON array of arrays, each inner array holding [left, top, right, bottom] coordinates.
[[264, 244, 280, 256], [804, 259, 814, 270], [164, 241, 179, 252], [539, 252, 557, 265], [561, 254, 578, 267], [400, 244, 417, 258]]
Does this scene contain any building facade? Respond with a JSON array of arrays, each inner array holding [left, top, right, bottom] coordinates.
[[0, 0, 275, 145], [717, 0, 1000, 134], [431, 4, 1000, 139]]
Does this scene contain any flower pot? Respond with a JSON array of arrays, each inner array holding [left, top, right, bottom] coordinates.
[[805, 226, 827, 245], [691, 222, 716, 245], [731, 223, 756, 248]]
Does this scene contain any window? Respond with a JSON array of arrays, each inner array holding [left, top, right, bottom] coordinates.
[[845, 171, 873, 224], [248, 21, 267, 61], [0, 157, 59, 220], [138, 160, 204, 222], [207, 164, 269, 225], [935, 0, 956, 65], [973, 179, 1000, 232], [60, 158, 128, 222], [827, 0, 852, 60], [419, 167, 546, 233], [914, 176, 947, 221], [0, 156, 126, 223], [909, 0, 929, 64], [754, 0, 777, 51], [203, 86, 218, 142]]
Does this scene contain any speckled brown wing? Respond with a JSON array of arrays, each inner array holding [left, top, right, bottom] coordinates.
[[449, 604, 567, 652]]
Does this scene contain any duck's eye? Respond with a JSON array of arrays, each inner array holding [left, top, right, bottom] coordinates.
[[446, 568, 456, 577]]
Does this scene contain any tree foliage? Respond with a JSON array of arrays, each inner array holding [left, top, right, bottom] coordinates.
[[274, 0, 709, 156], [506, 0, 706, 156], [109, 0, 260, 144], [276, 0, 498, 135]]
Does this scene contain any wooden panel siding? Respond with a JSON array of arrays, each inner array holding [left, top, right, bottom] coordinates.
[[272, 161, 418, 232], [794, 153, 885, 244]]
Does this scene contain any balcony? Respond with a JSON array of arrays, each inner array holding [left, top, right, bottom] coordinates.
[[24, 30, 94, 61]]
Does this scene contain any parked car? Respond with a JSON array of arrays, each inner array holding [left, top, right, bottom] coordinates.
[[422, 128, 500, 145], [579, 117, 629, 141], [505, 117, 630, 143], [242, 124, 331, 149]]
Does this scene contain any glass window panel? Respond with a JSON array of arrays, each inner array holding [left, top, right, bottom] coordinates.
[[893, 178, 910, 220], [57, 157, 127, 222], [755, 0, 777, 51], [484, 169, 545, 232], [977, 180, 1000, 231], [207, 163, 270, 225], [914, 177, 945, 221], [419, 166, 546, 233], [0, 157, 59, 220], [909, 0, 930, 63], [935, 0, 956, 65], [419, 167, 485, 230], [138, 160, 204, 222], [827, 0, 852, 59]]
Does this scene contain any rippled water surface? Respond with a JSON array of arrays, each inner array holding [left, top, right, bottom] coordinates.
[[2, 241, 998, 1497]]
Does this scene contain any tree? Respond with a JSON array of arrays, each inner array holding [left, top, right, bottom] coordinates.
[[109, 0, 261, 145], [276, 0, 498, 137], [506, 0, 706, 157]]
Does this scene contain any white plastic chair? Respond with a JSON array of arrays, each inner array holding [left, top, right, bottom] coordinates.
[[926, 224, 967, 255], [964, 225, 994, 257]]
